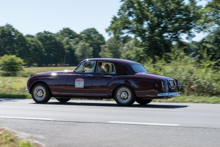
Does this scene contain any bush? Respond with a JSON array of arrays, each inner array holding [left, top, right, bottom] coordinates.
[[0, 55, 23, 72], [144, 50, 220, 96]]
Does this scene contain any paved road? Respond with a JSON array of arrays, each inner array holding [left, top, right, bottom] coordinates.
[[0, 98, 220, 147]]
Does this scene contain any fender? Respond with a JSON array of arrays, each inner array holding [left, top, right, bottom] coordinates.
[[28, 77, 51, 94], [107, 76, 137, 97]]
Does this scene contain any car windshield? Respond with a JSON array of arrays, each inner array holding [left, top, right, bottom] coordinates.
[[131, 64, 148, 73]]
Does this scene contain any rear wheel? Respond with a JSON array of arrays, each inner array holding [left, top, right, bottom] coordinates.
[[31, 83, 51, 103], [55, 98, 71, 103], [136, 99, 152, 105], [114, 86, 136, 106]]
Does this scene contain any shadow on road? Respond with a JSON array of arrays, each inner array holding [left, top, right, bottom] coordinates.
[[0, 98, 26, 103], [31, 101, 188, 109]]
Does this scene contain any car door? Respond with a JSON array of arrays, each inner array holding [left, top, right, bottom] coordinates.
[[65, 61, 96, 96], [91, 62, 116, 97]]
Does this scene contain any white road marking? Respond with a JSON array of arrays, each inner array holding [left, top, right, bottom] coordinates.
[[0, 116, 54, 121], [109, 121, 180, 127], [125, 108, 183, 111]]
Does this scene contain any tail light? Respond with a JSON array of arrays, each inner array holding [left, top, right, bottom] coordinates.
[[177, 81, 180, 90], [161, 81, 165, 91]]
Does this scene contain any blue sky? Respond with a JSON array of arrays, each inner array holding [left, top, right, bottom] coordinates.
[[0, 0, 208, 42]]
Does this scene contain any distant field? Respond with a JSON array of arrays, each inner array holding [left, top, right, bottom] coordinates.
[[24, 66, 76, 74]]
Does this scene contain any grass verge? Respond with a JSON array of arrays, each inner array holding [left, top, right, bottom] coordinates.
[[153, 95, 220, 103], [0, 128, 38, 147], [0, 77, 29, 95]]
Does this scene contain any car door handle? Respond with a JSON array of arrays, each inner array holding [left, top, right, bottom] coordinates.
[[103, 75, 113, 78], [85, 74, 93, 77]]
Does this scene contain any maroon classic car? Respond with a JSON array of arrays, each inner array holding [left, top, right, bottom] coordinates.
[[25, 58, 181, 106]]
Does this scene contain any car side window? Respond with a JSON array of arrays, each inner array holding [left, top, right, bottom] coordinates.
[[96, 62, 116, 74], [75, 61, 96, 73]]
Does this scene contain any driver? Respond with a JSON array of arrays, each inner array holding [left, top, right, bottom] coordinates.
[[96, 62, 105, 73]]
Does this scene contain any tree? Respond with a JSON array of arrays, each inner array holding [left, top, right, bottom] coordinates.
[[0, 24, 31, 65], [107, 0, 202, 63], [203, 0, 220, 29], [57, 28, 79, 41], [99, 37, 123, 58], [199, 0, 220, 63], [0, 55, 23, 71], [36, 31, 65, 66], [121, 39, 145, 63], [75, 41, 93, 62], [0, 24, 17, 56], [62, 37, 77, 65], [26, 37, 45, 66], [80, 28, 105, 58], [56, 28, 79, 65], [201, 30, 220, 62]]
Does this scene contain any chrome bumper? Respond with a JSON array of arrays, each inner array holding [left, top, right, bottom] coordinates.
[[157, 92, 181, 97], [25, 89, 29, 93]]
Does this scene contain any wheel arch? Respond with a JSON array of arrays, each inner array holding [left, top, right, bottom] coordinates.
[[112, 84, 136, 99], [30, 81, 52, 96]]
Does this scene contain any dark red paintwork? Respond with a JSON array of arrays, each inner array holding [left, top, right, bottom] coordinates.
[[27, 58, 180, 99]]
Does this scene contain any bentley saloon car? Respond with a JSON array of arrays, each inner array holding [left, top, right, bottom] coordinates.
[[25, 58, 181, 106]]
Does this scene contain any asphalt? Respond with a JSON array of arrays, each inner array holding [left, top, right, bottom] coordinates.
[[0, 98, 220, 147]]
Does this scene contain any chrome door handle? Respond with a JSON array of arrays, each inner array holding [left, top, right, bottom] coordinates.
[[85, 74, 93, 77], [103, 75, 113, 77]]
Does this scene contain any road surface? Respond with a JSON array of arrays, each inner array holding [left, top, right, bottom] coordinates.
[[0, 98, 220, 147]]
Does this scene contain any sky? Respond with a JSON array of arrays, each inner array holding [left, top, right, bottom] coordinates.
[[0, 0, 208, 42]]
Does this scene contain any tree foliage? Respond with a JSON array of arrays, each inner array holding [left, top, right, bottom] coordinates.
[[80, 28, 105, 58], [75, 41, 93, 62], [107, 0, 202, 62], [0, 0, 219, 67], [203, 0, 220, 28], [99, 37, 123, 58]]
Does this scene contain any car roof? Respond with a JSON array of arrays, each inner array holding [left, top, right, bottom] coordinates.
[[84, 58, 140, 65]]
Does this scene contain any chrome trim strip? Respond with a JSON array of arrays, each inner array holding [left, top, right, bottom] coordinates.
[[103, 75, 113, 77], [25, 89, 29, 93], [52, 92, 108, 96], [157, 92, 181, 97]]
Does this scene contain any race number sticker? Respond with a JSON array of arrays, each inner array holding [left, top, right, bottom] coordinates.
[[75, 78, 84, 88]]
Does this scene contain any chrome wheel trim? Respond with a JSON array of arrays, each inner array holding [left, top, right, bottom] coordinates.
[[116, 87, 132, 104], [33, 86, 46, 101]]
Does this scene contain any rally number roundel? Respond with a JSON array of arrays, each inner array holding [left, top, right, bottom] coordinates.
[[75, 78, 84, 88]]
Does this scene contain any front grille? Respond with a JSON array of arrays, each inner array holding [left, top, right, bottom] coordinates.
[[168, 80, 176, 89]]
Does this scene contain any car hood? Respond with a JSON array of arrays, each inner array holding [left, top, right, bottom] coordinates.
[[135, 72, 173, 80], [31, 70, 73, 77]]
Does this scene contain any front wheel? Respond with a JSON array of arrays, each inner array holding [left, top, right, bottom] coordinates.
[[114, 86, 136, 106], [31, 83, 51, 103], [136, 99, 152, 105], [55, 98, 71, 103]]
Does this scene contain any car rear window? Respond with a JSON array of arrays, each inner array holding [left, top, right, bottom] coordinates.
[[131, 64, 148, 73]]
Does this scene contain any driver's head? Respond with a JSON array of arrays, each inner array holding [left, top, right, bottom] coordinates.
[[98, 62, 102, 67]]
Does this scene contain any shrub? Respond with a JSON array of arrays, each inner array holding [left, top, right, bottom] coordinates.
[[0, 55, 23, 72], [144, 50, 220, 96]]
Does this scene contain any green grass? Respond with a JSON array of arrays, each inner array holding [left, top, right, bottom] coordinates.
[[0, 128, 36, 147], [0, 77, 29, 95], [153, 95, 220, 103]]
